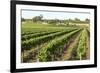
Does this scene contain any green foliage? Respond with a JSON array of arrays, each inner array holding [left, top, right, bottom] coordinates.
[[76, 29, 87, 60], [22, 30, 60, 41], [21, 29, 76, 51]]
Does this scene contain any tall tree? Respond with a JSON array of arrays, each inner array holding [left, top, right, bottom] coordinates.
[[75, 18, 80, 21], [85, 18, 90, 22], [21, 18, 25, 22], [32, 15, 43, 22]]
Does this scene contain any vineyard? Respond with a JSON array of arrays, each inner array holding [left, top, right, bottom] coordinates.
[[21, 21, 90, 63]]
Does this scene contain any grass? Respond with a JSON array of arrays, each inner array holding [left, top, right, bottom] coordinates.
[[21, 21, 79, 33]]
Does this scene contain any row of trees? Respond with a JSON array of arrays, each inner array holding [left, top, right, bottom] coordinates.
[[22, 15, 90, 24]]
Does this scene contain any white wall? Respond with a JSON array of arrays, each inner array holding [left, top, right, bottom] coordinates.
[[0, 0, 99, 73]]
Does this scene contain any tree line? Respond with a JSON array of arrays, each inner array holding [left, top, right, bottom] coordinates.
[[21, 15, 90, 24]]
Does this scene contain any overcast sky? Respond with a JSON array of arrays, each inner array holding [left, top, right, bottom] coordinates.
[[22, 10, 90, 21]]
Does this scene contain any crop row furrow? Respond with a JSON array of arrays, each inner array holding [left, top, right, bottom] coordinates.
[[38, 29, 81, 62]]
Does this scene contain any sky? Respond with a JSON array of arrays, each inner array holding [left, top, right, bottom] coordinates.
[[22, 10, 90, 21]]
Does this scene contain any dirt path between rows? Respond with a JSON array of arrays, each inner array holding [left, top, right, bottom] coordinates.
[[61, 31, 81, 61]]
